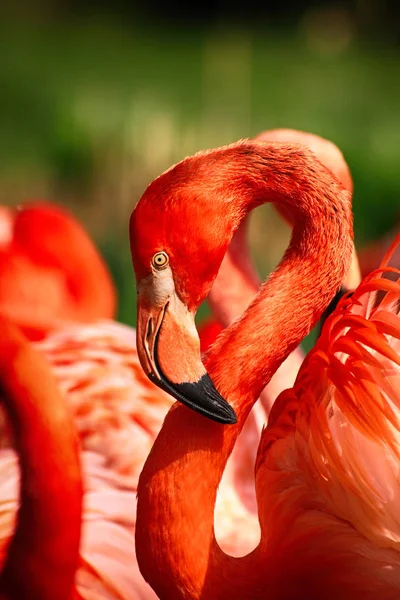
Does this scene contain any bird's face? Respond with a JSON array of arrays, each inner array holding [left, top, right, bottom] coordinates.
[[130, 158, 240, 425]]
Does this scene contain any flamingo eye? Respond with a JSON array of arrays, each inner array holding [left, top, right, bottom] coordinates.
[[152, 251, 169, 270]]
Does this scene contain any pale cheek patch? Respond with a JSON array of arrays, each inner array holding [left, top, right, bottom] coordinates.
[[138, 267, 175, 307]]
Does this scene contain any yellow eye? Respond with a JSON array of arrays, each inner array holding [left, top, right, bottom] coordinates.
[[152, 251, 169, 270]]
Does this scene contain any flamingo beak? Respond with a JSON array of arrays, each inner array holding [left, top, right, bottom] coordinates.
[[136, 284, 237, 425]]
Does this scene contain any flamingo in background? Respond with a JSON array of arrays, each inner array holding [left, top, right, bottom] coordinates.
[[0, 317, 82, 599], [0, 202, 116, 340], [131, 139, 400, 598]]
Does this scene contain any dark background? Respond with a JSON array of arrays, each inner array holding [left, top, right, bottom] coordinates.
[[1, 0, 399, 332]]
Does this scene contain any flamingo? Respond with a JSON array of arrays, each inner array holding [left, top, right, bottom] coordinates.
[[0, 316, 82, 599], [131, 139, 400, 598], [0, 202, 116, 340]]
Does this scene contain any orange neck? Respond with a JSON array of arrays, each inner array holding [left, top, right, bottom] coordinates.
[[136, 145, 353, 598], [0, 318, 82, 600]]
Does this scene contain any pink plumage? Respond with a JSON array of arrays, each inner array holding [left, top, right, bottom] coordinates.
[[0, 318, 265, 597]]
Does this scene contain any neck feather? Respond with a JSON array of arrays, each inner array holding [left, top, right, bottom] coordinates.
[[0, 319, 82, 600], [136, 142, 353, 599]]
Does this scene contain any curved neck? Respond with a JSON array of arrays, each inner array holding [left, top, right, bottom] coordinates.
[[0, 318, 82, 600], [136, 144, 353, 599]]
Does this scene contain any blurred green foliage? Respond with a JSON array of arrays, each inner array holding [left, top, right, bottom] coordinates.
[[0, 18, 399, 344]]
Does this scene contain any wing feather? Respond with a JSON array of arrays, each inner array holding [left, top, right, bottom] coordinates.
[[294, 235, 400, 548]]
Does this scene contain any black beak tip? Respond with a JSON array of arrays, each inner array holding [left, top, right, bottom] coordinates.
[[151, 370, 238, 425], [221, 408, 238, 425], [213, 398, 237, 425], [174, 373, 238, 425]]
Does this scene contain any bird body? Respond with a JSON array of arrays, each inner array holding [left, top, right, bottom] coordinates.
[[256, 242, 400, 598], [0, 320, 163, 599], [0, 447, 151, 600], [0, 318, 266, 599]]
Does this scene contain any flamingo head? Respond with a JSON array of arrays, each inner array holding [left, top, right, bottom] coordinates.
[[0, 201, 116, 339], [130, 148, 244, 424]]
